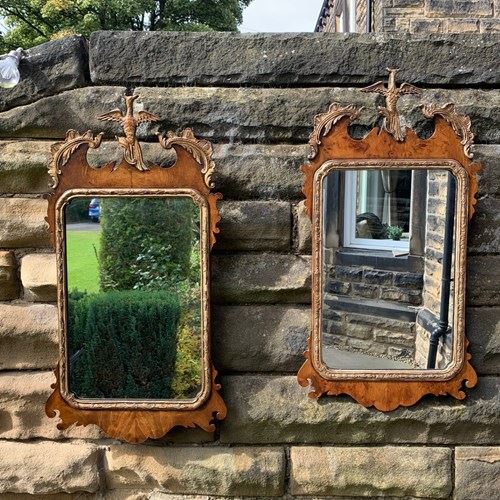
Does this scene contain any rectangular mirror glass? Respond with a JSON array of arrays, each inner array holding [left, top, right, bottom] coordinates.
[[321, 168, 456, 371], [64, 195, 203, 401]]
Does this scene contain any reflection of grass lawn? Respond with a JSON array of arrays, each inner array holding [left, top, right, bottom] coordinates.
[[66, 229, 101, 293]]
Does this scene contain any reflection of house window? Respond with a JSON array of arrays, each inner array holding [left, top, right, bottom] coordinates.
[[343, 170, 412, 252], [335, 0, 357, 33]]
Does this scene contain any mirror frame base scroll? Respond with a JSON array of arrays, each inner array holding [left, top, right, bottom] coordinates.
[[45, 95, 226, 442], [297, 98, 480, 411]]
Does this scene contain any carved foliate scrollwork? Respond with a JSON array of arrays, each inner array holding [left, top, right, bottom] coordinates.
[[308, 102, 362, 160], [49, 129, 103, 188], [159, 128, 216, 189], [422, 102, 474, 159]]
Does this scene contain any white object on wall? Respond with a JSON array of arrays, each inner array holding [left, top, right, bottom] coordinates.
[[0, 48, 24, 88]]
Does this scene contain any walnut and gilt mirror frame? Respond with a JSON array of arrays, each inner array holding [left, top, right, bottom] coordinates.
[[45, 95, 226, 442], [297, 69, 480, 411]]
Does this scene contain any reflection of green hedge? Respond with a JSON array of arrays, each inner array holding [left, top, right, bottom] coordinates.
[[65, 198, 89, 222], [69, 290, 180, 399], [98, 198, 195, 291]]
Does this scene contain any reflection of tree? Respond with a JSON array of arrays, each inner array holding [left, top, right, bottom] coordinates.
[[68, 197, 203, 400]]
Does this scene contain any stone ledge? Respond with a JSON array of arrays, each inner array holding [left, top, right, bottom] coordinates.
[[0, 87, 498, 145], [217, 201, 291, 251], [89, 32, 500, 86], [290, 446, 452, 497], [219, 375, 500, 444], [212, 254, 311, 304], [21, 253, 57, 302], [0, 440, 100, 494], [0, 304, 58, 370], [0, 198, 49, 248], [0, 36, 88, 113], [104, 445, 285, 497], [455, 447, 500, 500], [212, 305, 309, 372]]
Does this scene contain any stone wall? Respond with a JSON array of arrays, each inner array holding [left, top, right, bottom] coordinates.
[[0, 32, 498, 498], [318, 0, 500, 33]]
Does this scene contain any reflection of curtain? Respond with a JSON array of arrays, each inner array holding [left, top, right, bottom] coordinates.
[[381, 170, 400, 226]]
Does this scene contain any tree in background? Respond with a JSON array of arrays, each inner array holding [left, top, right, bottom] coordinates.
[[0, 0, 252, 51]]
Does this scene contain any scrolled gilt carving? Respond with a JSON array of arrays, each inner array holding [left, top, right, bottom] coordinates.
[[308, 102, 362, 160], [49, 129, 103, 188], [159, 128, 216, 189], [423, 102, 474, 159]]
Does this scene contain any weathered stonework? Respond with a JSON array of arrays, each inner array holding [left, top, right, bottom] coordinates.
[[0, 441, 100, 494], [0, 251, 18, 300], [290, 446, 452, 497], [0, 198, 49, 247], [20, 253, 57, 302], [104, 446, 286, 497]]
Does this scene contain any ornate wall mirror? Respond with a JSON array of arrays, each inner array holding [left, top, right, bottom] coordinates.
[[45, 95, 226, 442], [298, 70, 480, 411]]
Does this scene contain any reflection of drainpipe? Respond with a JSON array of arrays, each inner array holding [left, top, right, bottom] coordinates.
[[427, 173, 456, 369], [366, 0, 372, 33]]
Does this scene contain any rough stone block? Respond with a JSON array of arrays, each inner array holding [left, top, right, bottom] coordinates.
[[290, 446, 452, 497], [0, 198, 49, 247], [0, 141, 307, 200], [212, 254, 311, 304], [0, 140, 52, 194], [212, 305, 309, 372], [0, 251, 19, 300], [468, 197, 500, 254], [0, 304, 57, 370], [217, 201, 291, 251], [89, 32, 500, 86], [104, 446, 285, 497], [1, 86, 498, 145], [294, 201, 311, 254], [445, 18, 480, 32], [21, 253, 57, 302], [219, 375, 500, 444], [0, 36, 88, 113], [467, 256, 500, 306], [474, 144, 500, 197], [480, 19, 500, 32], [410, 18, 445, 33], [455, 447, 500, 500], [0, 371, 101, 440], [0, 86, 126, 139], [363, 270, 393, 285], [0, 441, 100, 494], [467, 307, 500, 375]]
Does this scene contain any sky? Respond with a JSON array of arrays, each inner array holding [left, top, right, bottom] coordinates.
[[240, 0, 325, 33]]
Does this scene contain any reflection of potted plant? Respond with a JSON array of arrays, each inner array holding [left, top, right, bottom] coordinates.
[[386, 225, 404, 241]]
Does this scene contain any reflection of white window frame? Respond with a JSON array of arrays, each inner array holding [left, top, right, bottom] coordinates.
[[343, 171, 411, 252], [335, 0, 357, 33]]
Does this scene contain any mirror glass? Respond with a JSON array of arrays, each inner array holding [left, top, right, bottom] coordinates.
[[64, 196, 203, 400], [321, 168, 456, 370]]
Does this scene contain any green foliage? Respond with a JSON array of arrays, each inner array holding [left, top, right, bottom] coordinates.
[[0, 0, 253, 50], [98, 197, 196, 292], [70, 289, 181, 399], [385, 225, 404, 241], [65, 198, 89, 223]]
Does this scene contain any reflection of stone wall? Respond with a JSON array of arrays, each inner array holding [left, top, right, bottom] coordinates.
[[0, 33, 498, 498], [415, 171, 453, 369], [323, 306, 417, 364], [327, 265, 423, 305]]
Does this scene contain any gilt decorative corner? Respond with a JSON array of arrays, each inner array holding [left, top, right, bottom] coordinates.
[[297, 74, 480, 411], [45, 94, 226, 442]]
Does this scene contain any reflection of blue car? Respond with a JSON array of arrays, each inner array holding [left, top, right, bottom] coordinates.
[[88, 198, 100, 222]]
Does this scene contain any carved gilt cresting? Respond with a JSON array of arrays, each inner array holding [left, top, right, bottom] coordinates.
[[361, 68, 422, 142], [45, 94, 226, 443], [298, 78, 481, 411]]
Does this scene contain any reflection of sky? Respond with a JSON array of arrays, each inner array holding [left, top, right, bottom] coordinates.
[[240, 0, 324, 32]]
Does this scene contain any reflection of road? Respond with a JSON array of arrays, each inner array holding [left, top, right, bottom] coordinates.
[[67, 222, 101, 231]]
